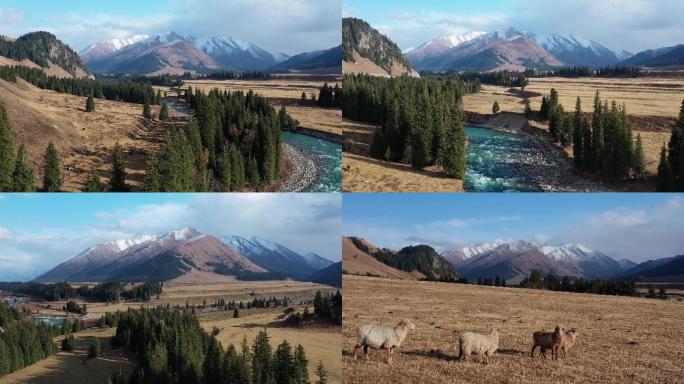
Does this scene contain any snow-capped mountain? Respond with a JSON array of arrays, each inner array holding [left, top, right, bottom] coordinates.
[[302, 253, 335, 271], [531, 33, 621, 67], [407, 27, 627, 71], [35, 227, 264, 283], [80, 34, 149, 62], [442, 240, 629, 280], [441, 240, 506, 264], [187, 36, 278, 71], [81, 32, 280, 74], [223, 236, 317, 280], [405, 31, 486, 61], [538, 243, 624, 278]]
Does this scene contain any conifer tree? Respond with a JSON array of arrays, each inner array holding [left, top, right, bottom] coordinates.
[[88, 337, 101, 358], [109, 143, 127, 192], [492, 100, 500, 114], [159, 102, 169, 121], [42, 142, 60, 192], [252, 331, 275, 384], [293, 344, 309, 384], [85, 94, 95, 112], [314, 362, 327, 384], [572, 97, 584, 168], [632, 134, 646, 180], [657, 145, 674, 191], [301, 91, 306, 106], [143, 102, 152, 119], [83, 171, 105, 192], [233, 307, 240, 318], [11, 144, 34, 192], [524, 99, 532, 119], [0, 102, 15, 191], [441, 105, 467, 179], [274, 340, 295, 384], [369, 128, 387, 160]]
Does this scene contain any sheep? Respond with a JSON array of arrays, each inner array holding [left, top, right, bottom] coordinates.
[[353, 319, 416, 363], [458, 328, 499, 364], [541, 328, 578, 358], [531, 325, 565, 360]]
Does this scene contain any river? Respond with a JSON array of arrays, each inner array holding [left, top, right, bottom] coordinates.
[[281, 131, 342, 192], [464, 125, 543, 192]]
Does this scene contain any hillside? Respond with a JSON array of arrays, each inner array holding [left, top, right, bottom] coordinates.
[[622, 44, 684, 68], [342, 236, 420, 280], [310, 261, 342, 287], [224, 236, 317, 280], [268, 45, 341, 73], [84, 32, 221, 75], [35, 228, 268, 283], [342, 17, 417, 77], [413, 28, 562, 72], [0, 32, 89, 78], [617, 255, 684, 282]]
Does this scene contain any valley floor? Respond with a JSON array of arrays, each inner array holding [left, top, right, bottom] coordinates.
[[342, 275, 684, 384], [199, 307, 342, 383], [0, 328, 135, 384]]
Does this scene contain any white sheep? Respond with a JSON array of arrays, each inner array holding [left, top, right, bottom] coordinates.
[[458, 328, 499, 364], [353, 319, 416, 363]]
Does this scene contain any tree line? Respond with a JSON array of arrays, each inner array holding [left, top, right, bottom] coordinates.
[[0, 301, 59, 376], [144, 87, 290, 192], [0, 65, 157, 105], [0, 102, 34, 191], [538, 89, 645, 181], [344, 74, 478, 178], [316, 83, 342, 108], [110, 306, 327, 384], [433, 71, 524, 88], [656, 100, 684, 191], [517, 270, 638, 297], [0, 281, 162, 303]]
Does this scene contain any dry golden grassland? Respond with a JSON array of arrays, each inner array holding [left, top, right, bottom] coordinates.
[[29, 281, 336, 317], [342, 275, 684, 384], [199, 307, 341, 383], [462, 77, 684, 117], [342, 119, 464, 192], [182, 77, 339, 101], [0, 78, 168, 191], [0, 328, 135, 384], [276, 105, 342, 135]]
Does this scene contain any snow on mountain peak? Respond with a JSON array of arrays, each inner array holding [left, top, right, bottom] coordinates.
[[169, 226, 201, 241], [106, 234, 157, 252]]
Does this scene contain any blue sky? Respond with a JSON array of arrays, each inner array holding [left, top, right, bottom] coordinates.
[[0, 194, 341, 282], [343, 0, 684, 52], [0, 0, 340, 54], [343, 193, 684, 263]]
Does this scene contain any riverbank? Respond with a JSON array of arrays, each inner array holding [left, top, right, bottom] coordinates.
[[277, 143, 321, 192], [466, 112, 610, 192], [286, 126, 343, 144]]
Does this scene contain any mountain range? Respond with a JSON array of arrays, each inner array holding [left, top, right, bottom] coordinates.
[[0, 31, 90, 78], [79, 32, 338, 75], [35, 227, 336, 285], [345, 18, 684, 74]]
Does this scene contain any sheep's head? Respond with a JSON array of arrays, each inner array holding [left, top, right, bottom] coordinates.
[[566, 328, 578, 341], [398, 319, 415, 331], [490, 328, 498, 337]]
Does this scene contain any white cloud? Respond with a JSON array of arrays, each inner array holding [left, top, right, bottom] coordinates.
[[562, 199, 684, 262], [0, 8, 24, 27], [0, 194, 341, 281]]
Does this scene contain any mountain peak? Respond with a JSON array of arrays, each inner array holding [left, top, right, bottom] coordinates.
[[167, 227, 201, 240]]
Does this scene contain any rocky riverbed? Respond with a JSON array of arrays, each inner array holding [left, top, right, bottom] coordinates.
[[277, 143, 321, 192]]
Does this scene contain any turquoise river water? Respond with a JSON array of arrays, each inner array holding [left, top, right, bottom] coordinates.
[[464, 125, 543, 192], [281, 131, 342, 192]]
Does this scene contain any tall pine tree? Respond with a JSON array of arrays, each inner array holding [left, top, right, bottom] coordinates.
[[42, 142, 60, 192], [109, 143, 127, 192]]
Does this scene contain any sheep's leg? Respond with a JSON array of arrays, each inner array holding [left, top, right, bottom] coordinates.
[[530, 345, 537, 357], [353, 344, 360, 360], [389, 347, 394, 363], [385, 348, 392, 364], [363, 345, 369, 361]]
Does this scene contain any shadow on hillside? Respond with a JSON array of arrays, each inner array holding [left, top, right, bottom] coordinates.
[[401, 349, 457, 362]]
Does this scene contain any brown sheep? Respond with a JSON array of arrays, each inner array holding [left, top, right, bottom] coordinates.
[[531, 325, 565, 360], [541, 328, 578, 358]]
